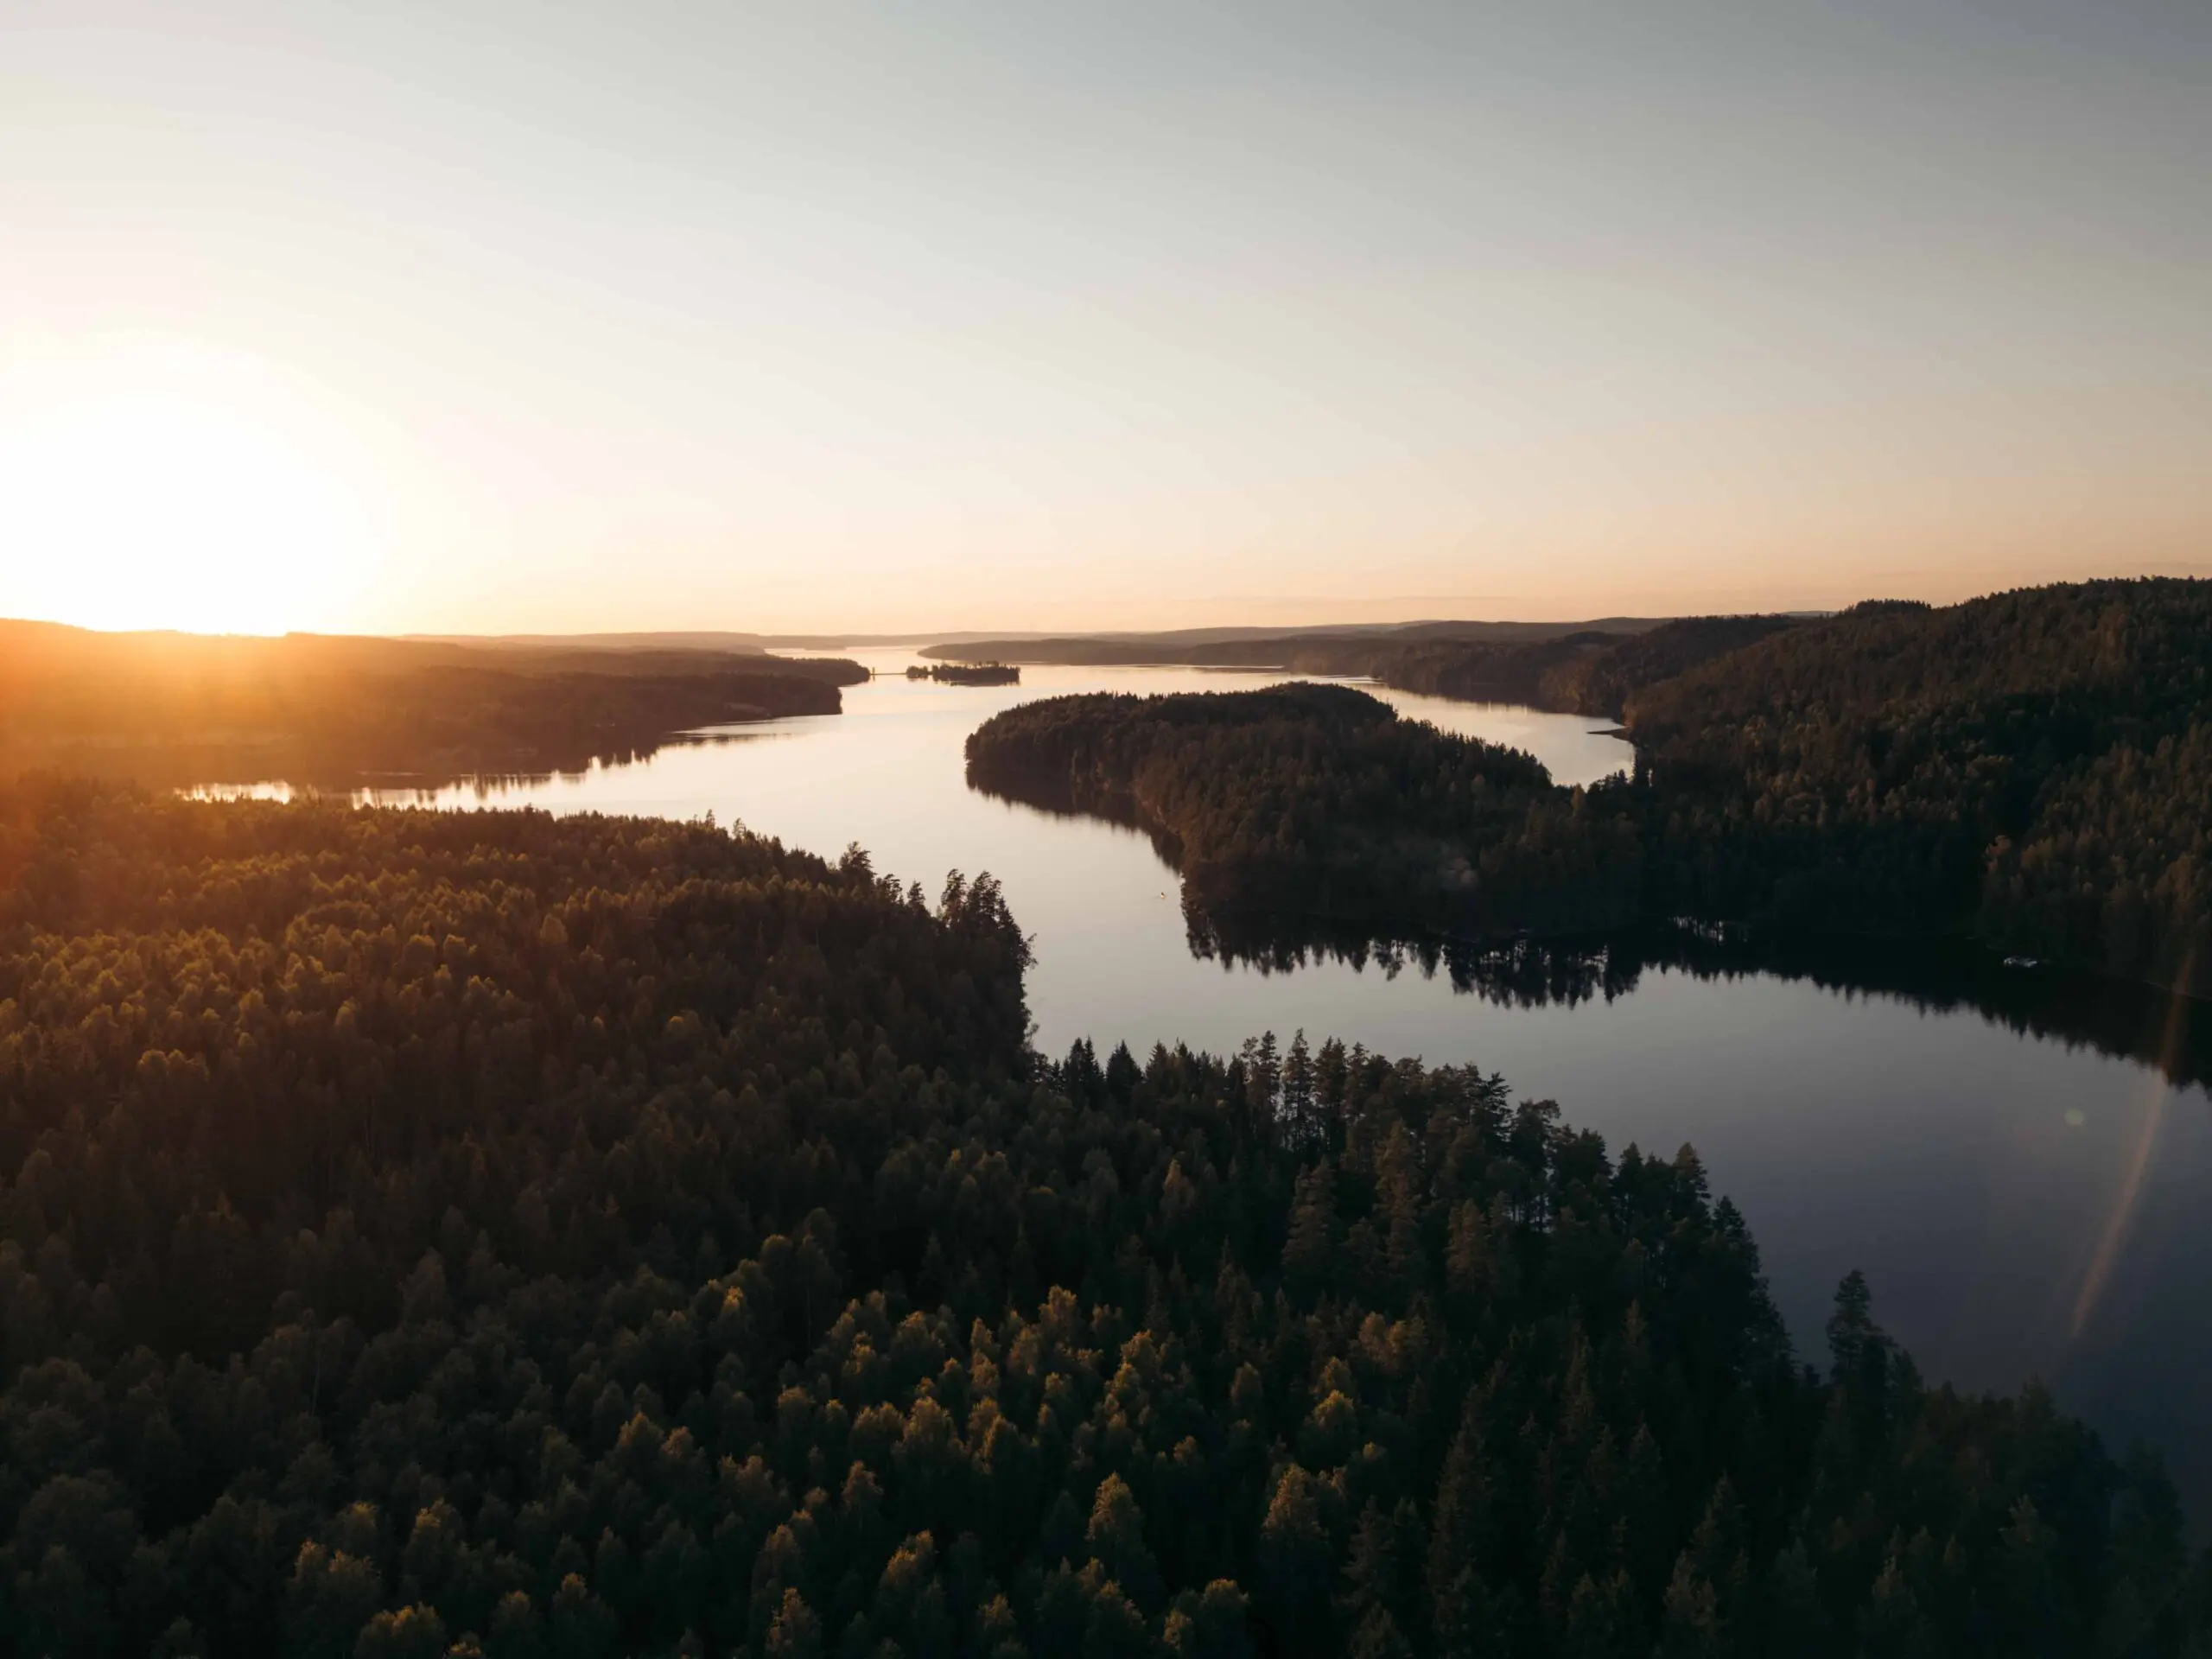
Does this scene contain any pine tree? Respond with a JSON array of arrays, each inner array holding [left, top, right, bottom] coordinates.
[[1282, 1161, 1337, 1300]]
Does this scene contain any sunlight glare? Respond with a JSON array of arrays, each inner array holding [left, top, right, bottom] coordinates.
[[0, 388, 376, 635]]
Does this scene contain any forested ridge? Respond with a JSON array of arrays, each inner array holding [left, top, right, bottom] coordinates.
[[0, 621, 865, 791], [969, 582, 2212, 995], [2, 782, 2196, 1656]]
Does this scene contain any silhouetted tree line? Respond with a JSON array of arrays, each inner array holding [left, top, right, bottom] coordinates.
[[0, 620, 865, 791], [0, 779, 2199, 1656]]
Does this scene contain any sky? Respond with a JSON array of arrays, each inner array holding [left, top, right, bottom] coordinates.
[[2, 0, 2208, 637]]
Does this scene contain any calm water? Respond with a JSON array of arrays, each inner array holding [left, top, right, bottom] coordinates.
[[221, 647, 2212, 1508]]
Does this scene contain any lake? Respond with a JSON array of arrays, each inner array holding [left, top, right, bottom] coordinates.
[[219, 645, 2212, 1510]]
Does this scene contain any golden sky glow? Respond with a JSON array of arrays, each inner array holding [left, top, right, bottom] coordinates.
[[3, 2, 2208, 636]]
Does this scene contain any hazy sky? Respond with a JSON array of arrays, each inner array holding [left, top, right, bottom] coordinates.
[[3, 1, 2208, 635]]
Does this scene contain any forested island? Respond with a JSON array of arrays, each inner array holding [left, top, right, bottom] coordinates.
[[968, 683, 1643, 940], [0, 779, 2200, 1656], [906, 664, 1022, 687], [969, 580, 2212, 995], [0, 622, 866, 791]]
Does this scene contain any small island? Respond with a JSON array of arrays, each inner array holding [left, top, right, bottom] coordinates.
[[907, 660, 1020, 686], [967, 681, 1643, 940]]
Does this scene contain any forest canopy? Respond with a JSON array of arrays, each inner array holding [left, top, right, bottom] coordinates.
[[0, 781, 2201, 1656], [1624, 579, 2212, 991]]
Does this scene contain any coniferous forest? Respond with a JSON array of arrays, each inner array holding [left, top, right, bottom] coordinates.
[[969, 580, 2212, 996], [0, 779, 2204, 1657], [1626, 582, 2212, 991]]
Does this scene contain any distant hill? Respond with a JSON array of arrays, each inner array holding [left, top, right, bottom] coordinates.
[[406, 628, 1146, 650], [927, 615, 1800, 719], [920, 616, 1675, 664], [0, 621, 868, 682], [0, 620, 864, 789], [402, 629, 779, 652]]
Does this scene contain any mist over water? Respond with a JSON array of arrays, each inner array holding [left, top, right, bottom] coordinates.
[[219, 646, 2212, 1508]]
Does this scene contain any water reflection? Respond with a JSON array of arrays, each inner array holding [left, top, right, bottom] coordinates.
[[1181, 912, 2212, 1090], [181, 729, 793, 805]]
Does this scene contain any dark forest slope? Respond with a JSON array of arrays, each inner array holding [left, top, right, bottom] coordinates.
[[0, 783, 2196, 1656], [1627, 581, 2212, 989]]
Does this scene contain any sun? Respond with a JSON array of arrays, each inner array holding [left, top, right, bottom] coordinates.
[[0, 371, 378, 636]]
